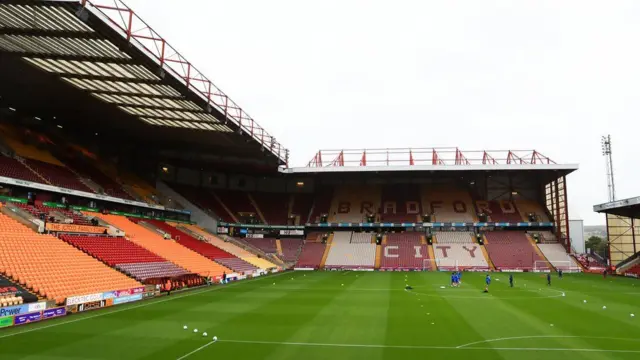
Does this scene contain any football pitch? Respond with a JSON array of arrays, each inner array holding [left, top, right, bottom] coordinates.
[[1, 271, 639, 360]]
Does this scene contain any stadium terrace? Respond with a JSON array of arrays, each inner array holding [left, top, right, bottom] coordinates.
[[0, 1, 638, 359]]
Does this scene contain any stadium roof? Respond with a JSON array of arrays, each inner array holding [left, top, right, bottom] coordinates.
[[593, 196, 640, 218], [0, 0, 287, 166], [287, 148, 578, 177]]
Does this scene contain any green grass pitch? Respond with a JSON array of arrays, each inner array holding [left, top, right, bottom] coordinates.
[[1, 271, 639, 359]]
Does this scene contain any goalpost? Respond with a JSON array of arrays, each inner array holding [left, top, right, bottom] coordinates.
[[423, 258, 451, 271], [534, 260, 582, 273]]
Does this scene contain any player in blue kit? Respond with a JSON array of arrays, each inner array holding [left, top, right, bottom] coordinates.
[[451, 272, 458, 287], [484, 274, 491, 293]]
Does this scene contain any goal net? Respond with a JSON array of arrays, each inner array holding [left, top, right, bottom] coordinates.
[[534, 260, 581, 273], [423, 258, 449, 271]]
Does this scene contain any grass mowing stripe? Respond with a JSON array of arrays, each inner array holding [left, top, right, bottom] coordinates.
[[0, 271, 290, 340]]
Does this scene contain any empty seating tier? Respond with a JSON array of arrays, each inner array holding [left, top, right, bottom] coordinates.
[[0, 156, 42, 183], [117, 262, 190, 281], [422, 186, 476, 222], [176, 225, 277, 269], [386, 232, 422, 245], [296, 243, 327, 268], [329, 185, 381, 223], [240, 238, 278, 254], [64, 156, 133, 199], [94, 214, 230, 278], [537, 243, 580, 271], [24, 159, 93, 192], [324, 243, 376, 269], [380, 184, 422, 223], [214, 258, 258, 274], [280, 239, 303, 262], [485, 231, 547, 271], [60, 234, 166, 266], [251, 192, 289, 225], [476, 201, 523, 223], [350, 232, 373, 244], [0, 213, 140, 304], [516, 200, 550, 222], [380, 244, 430, 270], [432, 244, 489, 270], [435, 232, 474, 244]]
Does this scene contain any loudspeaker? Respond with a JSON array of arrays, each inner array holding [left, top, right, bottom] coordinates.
[[422, 214, 432, 222], [426, 234, 433, 245], [476, 233, 484, 245], [320, 214, 328, 223], [478, 213, 488, 222], [527, 213, 537, 222]]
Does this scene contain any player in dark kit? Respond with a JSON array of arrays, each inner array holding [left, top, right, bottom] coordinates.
[[509, 273, 514, 288], [547, 273, 551, 286]]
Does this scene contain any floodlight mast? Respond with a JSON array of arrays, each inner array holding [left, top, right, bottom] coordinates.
[[601, 135, 615, 202]]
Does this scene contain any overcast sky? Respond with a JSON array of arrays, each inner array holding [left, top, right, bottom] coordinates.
[[123, 0, 639, 225]]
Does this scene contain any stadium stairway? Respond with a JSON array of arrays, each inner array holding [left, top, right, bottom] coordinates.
[[0, 212, 141, 304], [375, 245, 382, 269], [319, 235, 333, 268], [94, 214, 230, 278]]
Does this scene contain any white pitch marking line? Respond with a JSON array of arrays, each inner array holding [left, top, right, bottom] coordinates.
[[176, 341, 215, 360], [456, 335, 640, 348], [0, 271, 290, 340], [198, 339, 640, 354]]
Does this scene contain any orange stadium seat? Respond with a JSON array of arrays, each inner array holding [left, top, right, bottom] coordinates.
[[94, 214, 230, 278], [0, 213, 141, 304]]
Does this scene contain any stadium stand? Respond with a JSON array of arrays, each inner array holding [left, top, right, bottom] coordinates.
[[484, 231, 548, 270], [537, 243, 579, 271], [14, 203, 92, 226], [215, 190, 258, 222], [324, 231, 376, 268], [308, 187, 334, 223], [93, 214, 230, 278], [59, 234, 190, 281], [291, 193, 314, 224], [329, 185, 381, 223], [350, 232, 373, 244], [250, 192, 289, 225], [296, 242, 327, 268], [435, 232, 475, 244], [476, 200, 523, 223], [238, 237, 278, 254], [421, 186, 476, 222], [177, 225, 276, 269], [23, 158, 93, 193], [538, 231, 558, 243], [379, 233, 429, 270], [306, 232, 324, 242], [516, 200, 550, 222], [62, 156, 134, 199], [0, 212, 141, 304], [0, 155, 43, 183], [280, 239, 303, 262], [432, 243, 489, 270], [0, 274, 38, 305], [145, 220, 258, 274], [0, 124, 64, 166], [380, 184, 422, 222], [625, 264, 640, 277], [169, 184, 235, 222]]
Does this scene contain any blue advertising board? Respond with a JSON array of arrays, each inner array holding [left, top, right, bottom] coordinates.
[[13, 311, 42, 326], [42, 307, 66, 319]]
